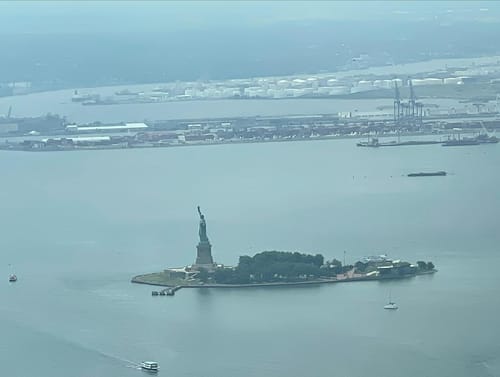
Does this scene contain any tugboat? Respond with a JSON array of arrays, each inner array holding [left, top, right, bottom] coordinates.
[[141, 361, 159, 372], [357, 137, 379, 147], [9, 274, 17, 282]]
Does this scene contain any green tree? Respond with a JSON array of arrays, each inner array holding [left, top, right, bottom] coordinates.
[[355, 261, 368, 273], [417, 261, 427, 270], [197, 267, 209, 283], [313, 254, 324, 267]]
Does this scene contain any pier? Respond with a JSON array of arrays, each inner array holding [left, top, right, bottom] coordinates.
[[151, 285, 182, 297]]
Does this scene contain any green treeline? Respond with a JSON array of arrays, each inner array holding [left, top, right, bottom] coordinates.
[[213, 251, 351, 284]]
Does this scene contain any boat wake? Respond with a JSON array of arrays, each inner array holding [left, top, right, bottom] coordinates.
[[92, 348, 139, 368]]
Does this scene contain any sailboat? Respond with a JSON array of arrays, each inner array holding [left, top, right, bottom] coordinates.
[[8, 264, 17, 282], [384, 291, 398, 310]]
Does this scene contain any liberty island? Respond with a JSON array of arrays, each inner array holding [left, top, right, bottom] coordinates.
[[131, 206, 436, 290]]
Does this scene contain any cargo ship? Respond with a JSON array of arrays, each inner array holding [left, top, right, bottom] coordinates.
[[356, 138, 380, 147], [357, 137, 441, 147], [407, 171, 447, 177], [474, 134, 499, 144], [442, 139, 480, 146], [71, 90, 99, 103], [383, 140, 441, 146]]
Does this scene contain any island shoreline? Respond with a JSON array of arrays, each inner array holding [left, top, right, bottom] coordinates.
[[131, 269, 437, 289]]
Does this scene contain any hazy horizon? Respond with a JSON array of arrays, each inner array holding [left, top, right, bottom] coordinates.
[[1, 1, 500, 89], [1, 1, 500, 34]]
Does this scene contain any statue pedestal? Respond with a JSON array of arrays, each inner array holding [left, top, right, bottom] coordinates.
[[194, 240, 215, 270]]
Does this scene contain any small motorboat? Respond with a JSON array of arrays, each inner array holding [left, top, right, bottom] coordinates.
[[384, 302, 398, 310], [384, 291, 398, 310], [9, 274, 17, 282], [141, 361, 159, 372]]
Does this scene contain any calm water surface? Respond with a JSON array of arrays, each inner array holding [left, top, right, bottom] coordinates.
[[0, 139, 499, 377]]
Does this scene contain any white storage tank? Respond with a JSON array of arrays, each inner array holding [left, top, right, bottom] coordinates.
[[423, 78, 443, 85], [317, 87, 332, 95], [292, 79, 307, 87], [356, 80, 374, 91], [443, 77, 462, 85], [392, 78, 403, 87], [379, 80, 393, 89], [411, 79, 427, 86], [413, 78, 443, 86], [268, 88, 286, 98], [307, 77, 319, 88], [277, 80, 291, 88], [329, 86, 350, 95]]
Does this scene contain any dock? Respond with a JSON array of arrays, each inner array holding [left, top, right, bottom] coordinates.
[[151, 285, 182, 297]]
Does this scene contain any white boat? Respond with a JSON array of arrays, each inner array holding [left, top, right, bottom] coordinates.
[[9, 274, 17, 282], [384, 291, 398, 310], [384, 302, 398, 310], [141, 361, 159, 372]]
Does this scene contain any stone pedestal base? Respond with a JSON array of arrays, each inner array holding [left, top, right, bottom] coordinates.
[[195, 241, 214, 267]]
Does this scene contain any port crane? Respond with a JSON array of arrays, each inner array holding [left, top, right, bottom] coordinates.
[[479, 121, 495, 138], [393, 78, 423, 128]]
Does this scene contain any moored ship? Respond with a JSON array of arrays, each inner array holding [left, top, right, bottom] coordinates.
[[442, 138, 480, 146], [357, 137, 379, 147], [357, 137, 441, 147], [474, 134, 499, 144]]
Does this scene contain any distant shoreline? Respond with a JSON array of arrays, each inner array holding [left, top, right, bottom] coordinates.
[[0, 131, 454, 153]]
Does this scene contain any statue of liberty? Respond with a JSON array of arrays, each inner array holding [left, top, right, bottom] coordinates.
[[197, 206, 209, 243], [194, 205, 214, 267]]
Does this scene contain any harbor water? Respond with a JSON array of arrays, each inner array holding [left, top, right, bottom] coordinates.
[[0, 138, 499, 377]]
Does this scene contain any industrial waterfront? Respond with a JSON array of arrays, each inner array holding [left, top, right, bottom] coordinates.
[[2, 53, 500, 152]]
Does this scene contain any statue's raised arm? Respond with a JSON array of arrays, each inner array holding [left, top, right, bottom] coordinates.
[[197, 206, 209, 242]]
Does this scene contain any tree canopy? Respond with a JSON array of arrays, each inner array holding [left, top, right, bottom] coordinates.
[[214, 251, 328, 284]]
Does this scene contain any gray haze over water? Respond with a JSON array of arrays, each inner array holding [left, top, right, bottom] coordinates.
[[1, 140, 499, 377], [1, 1, 500, 86]]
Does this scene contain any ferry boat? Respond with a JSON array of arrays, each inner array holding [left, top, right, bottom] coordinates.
[[9, 274, 17, 282], [141, 361, 159, 372]]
